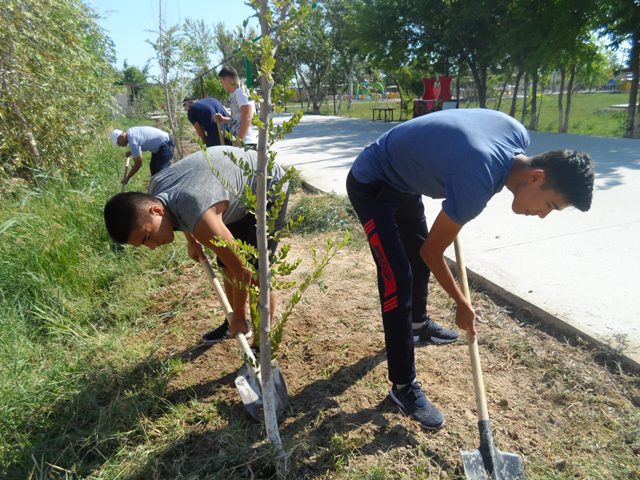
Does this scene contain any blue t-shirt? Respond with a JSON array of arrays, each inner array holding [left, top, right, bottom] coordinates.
[[351, 108, 530, 224], [187, 97, 228, 139]]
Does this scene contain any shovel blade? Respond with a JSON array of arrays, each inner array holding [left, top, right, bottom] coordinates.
[[235, 362, 288, 421], [461, 448, 524, 480], [235, 370, 263, 421]]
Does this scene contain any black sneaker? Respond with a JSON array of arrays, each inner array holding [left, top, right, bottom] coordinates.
[[413, 316, 459, 345], [388, 382, 444, 430], [201, 320, 230, 345], [201, 320, 253, 345]]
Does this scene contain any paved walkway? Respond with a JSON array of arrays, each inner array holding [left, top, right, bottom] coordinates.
[[273, 114, 640, 370]]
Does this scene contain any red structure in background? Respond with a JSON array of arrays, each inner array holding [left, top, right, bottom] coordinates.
[[415, 75, 455, 117], [437, 75, 452, 101]]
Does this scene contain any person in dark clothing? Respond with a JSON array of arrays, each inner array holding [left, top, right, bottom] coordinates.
[[183, 97, 230, 147], [347, 108, 594, 431]]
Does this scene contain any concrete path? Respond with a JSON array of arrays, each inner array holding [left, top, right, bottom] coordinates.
[[273, 113, 640, 370]]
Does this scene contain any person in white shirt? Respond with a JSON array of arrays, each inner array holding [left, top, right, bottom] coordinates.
[[214, 66, 258, 148]]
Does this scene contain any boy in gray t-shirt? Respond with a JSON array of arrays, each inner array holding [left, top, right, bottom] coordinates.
[[103, 146, 289, 344]]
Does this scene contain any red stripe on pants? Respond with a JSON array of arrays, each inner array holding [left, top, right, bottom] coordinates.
[[368, 231, 397, 299]]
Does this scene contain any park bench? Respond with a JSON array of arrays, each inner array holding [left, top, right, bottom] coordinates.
[[372, 107, 395, 122]]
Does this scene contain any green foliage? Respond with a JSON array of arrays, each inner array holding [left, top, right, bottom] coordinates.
[[288, 193, 359, 234], [190, 75, 227, 101], [0, 0, 116, 181], [0, 138, 186, 477], [270, 233, 349, 356]]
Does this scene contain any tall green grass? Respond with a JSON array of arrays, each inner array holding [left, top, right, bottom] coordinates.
[[0, 133, 187, 478]]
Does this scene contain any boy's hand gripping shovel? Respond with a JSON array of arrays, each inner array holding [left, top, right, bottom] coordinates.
[[199, 255, 288, 421], [454, 237, 525, 480]]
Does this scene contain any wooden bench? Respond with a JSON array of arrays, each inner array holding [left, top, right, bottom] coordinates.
[[372, 107, 395, 122]]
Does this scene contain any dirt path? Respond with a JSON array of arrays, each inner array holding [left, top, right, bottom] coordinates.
[[141, 228, 639, 479]]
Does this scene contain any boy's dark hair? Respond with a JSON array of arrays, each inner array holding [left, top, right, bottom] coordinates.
[[529, 150, 594, 211], [218, 66, 238, 79], [103, 192, 158, 244]]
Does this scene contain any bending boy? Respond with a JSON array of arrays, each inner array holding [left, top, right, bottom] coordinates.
[[104, 146, 289, 343], [111, 126, 174, 185], [183, 97, 230, 147], [346, 108, 594, 431]]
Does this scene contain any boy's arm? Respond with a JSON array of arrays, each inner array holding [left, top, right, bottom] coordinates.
[[192, 205, 252, 337], [214, 112, 231, 124], [123, 154, 142, 185], [419, 209, 477, 338], [183, 232, 204, 260], [192, 121, 207, 143], [237, 103, 253, 143]]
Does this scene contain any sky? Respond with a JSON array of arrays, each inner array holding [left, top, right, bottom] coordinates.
[[85, 0, 258, 75]]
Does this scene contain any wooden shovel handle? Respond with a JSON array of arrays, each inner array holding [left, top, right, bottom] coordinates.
[[121, 157, 131, 192], [198, 255, 258, 368], [216, 122, 225, 146], [453, 236, 490, 422]]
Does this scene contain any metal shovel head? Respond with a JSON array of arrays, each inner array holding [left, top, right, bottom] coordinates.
[[234, 361, 288, 421], [461, 421, 525, 479]]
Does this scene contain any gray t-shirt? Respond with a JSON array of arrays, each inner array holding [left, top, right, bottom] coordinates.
[[126, 126, 170, 157], [148, 146, 286, 234]]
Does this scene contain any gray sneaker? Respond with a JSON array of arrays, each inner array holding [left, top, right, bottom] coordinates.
[[414, 316, 459, 345], [388, 382, 445, 430]]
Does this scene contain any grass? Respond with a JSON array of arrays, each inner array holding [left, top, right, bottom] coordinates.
[[0, 129, 190, 478], [319, 91, 631, 138], [288, 192, 360, 234]]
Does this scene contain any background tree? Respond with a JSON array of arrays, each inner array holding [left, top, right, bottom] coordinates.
[[351, 0, 428, 118], [117, 60, 152, 114], [148, 0, 190, 158], [182, 18, 216, 75], [0, 0, 115, 182], [287, 4, 335, 113], [601, 0, 640, 138]]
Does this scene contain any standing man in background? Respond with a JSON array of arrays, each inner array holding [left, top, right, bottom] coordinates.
[[111, 126, 174, 186], [183, 97, 230, 147], [215, 66, 258, 149]]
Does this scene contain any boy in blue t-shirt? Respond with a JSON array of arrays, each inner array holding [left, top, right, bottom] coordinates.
[[183, 97, 230, 147], [346, 108, 594, 431]]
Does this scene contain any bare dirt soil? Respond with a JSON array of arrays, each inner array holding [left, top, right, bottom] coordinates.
[[141, 223, 639, 479]]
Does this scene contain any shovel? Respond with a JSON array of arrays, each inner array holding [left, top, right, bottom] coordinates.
[[454, 237, 525, 479], [216, 122, 226, 147], [121, 156, 131, 192], [198, 255, 288, 421]]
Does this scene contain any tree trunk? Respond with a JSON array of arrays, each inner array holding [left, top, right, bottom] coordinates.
[[625, 32, 639, 138], [520, 73, 529, 123], [557, 67, 566, 133], [562, 63, 576, 133], [157, 0, 183, 159], [255, 0, 284, 461], [509, 69, 523, 118], [529, 70, 538, 131], [496, 66, 514, 111], [466, 56, 487, 107]]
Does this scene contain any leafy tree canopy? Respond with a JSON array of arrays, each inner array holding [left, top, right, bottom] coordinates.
[[0, 0, 116, 182]]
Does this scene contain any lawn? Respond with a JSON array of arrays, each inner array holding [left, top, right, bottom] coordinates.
[[318, 91, 631, 138]]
